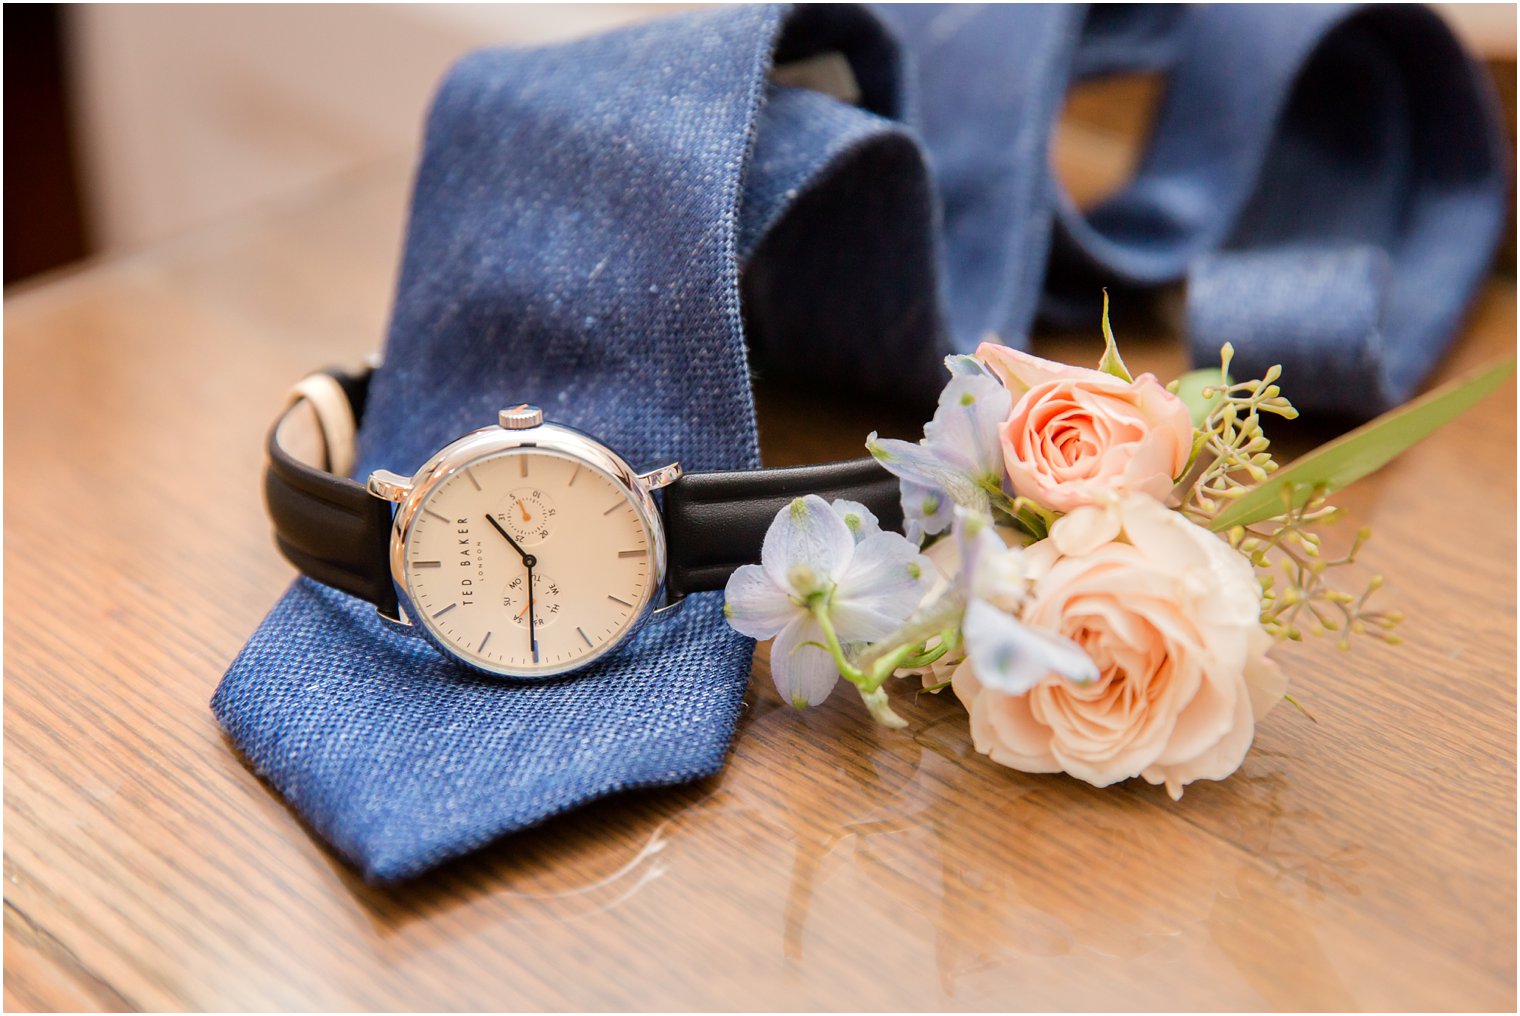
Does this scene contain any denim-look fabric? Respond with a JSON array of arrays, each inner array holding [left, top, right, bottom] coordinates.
[[214, 4, 1505, 880], [876, 3, 1506, 415]]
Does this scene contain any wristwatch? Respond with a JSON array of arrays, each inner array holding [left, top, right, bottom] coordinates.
[[264, 366, 903, 679]]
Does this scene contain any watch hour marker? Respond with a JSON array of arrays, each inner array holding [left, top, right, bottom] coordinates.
[[602, 501, 623, 515], [618, 549, 643, 558], [567, 464, 581, 487], [424, 507, 450, 523], [479, 630, 492, 652], [433, 603, 458, 618], [465, 468, 482, 491], [608, 595, 632, 607], [413, 560, 442, 568], [577, 626, 593, 647], [519, 456, 528, 478]]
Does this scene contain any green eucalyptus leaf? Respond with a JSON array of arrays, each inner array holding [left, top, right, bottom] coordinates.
[[1209, 357, 1515, 531], [1096, 290, 1133, 383], [1172, 367, 1227, 428]]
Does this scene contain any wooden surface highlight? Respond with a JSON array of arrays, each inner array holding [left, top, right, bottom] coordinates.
[[4, 158, 1515, 1011]]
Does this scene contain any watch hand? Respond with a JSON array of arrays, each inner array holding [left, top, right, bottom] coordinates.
[[526, 559, 537, 660], [485, 514, 540, 658], [517, 498, 531, 522], [484, 513, 536, 567]]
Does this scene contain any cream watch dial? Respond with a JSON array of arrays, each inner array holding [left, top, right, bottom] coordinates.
[[402, 448, 654, 675]]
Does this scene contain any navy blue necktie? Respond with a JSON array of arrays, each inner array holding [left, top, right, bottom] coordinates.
[[214, 3, 1504, 880]]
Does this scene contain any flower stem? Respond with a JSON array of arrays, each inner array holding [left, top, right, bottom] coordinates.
[[860, 687, 908, 729], [808, 599, 927, 729], [895, 641, 951, 671], [863, 642, 925, 689], [809, 598, 870, 689]]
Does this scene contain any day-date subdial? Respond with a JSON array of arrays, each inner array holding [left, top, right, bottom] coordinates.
[[503, 572, 562, 629], [498, 486, 558, 545]]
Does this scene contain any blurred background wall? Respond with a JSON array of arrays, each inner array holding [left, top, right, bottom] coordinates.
[[4, 3, 1515, 286]]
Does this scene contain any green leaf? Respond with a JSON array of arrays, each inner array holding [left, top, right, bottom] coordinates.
[[1096, 289, 1133, 383], [1172, 367, 1228, 428], [1209, 357, 1515, 531]]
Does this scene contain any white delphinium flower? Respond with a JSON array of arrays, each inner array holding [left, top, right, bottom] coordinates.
[[952, 510, 1097, 694], [724, 496, 930, 710], [867, 371, 1010, 544]]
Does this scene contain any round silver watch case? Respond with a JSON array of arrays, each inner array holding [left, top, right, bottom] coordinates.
[[365, 406, 682, 679]]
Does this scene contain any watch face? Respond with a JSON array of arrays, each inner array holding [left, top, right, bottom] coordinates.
[[400, 446, 657, 676]]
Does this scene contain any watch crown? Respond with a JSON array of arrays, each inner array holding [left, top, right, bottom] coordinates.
[[498, 404, 544, 430]]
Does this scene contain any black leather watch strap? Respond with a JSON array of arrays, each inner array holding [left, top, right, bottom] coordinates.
[[264, 368, 396, 616], [264, 367, 904, 612], [662, 458, 904, 598]]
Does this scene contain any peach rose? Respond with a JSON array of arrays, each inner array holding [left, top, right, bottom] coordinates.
[[976, 342, 1193, 513], [952, 495, 1285, 798]]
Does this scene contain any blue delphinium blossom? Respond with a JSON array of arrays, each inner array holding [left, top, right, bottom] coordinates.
[[898, 481, 953, 545], [866, 372, 1010, 544], [724, 496, 930, 709], [830, 499, 879, 543], [951, 509, 1097, 693], [945, 352, 998, 379]]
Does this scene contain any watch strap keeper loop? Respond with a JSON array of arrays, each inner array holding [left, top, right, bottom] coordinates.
[[282, 370, 364, 477], [265, 368, 395, 616]]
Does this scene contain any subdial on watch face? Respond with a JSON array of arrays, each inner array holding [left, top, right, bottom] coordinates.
[[499, 486, 557, 545], [503, 572, 561, 629]]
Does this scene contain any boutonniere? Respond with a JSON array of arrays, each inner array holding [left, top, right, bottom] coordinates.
[[725, 294, 1513, 797]]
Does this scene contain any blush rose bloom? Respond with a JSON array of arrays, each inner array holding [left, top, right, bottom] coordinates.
[[976, 341, 1193, 513], [952, 495, 1286, 798]]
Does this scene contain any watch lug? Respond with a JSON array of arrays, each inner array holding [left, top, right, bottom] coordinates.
[[367, 469, 412, 502], [651, 595, 687, 622], [377, 600, 413, 629], [638, 461, 683, 491]]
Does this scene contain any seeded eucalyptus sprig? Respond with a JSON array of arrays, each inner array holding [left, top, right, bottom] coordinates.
[[1167, 348, 1397, 647], [1227, 491, 1401, 647], [1170, 351, 1515, 648], [1172, 343, 1298, 521]]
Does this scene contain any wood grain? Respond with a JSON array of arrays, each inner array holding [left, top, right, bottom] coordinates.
[[5, 148, 1515, 1011]]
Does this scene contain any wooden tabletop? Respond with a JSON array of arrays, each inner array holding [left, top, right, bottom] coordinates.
[[5, 153, 1515, 1011]]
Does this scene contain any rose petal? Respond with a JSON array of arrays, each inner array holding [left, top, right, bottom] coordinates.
[[1244, 627, 1288, 719], [1049, 502, 1122, 557], [954, 662, 1062, 773], [1142, 673, 1255, 799], [975, 342, 1095, 401]]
